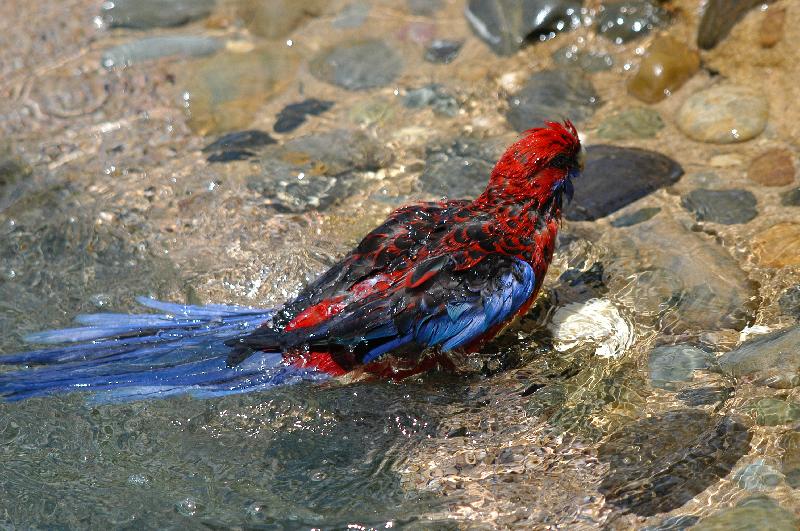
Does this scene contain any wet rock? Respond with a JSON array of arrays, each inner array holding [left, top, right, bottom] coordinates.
[[549, 298, 632, 358], [403, 85, 459, 117], [781, 188, 800, 206], [677, 86, 768, 144], [717, 326, 800, 388], [694, 496, 798, 530], [417, 138, 499, 198], [744, 398, 800, 426], [753, 223, 800, 268], [627, 36, 699, 104], [779, 286, 800, 320], [566, 145, 682, 221], [310, 40, 402, 91], [760, 6, 786, 49], [697, 0, 767, 50], [181, 50, 297, 135], [648, 345, 710, 390], [236, 0, 324, 38], [596, 0, 667, 44], [552, 45, 613, 72], [598, 411, 751, 516], [676, 387, 730, 407], [101, 36, 221, 69], [424, 39, 463, 64], [202, 130, 276, 163], [333, 2, 370, 28], [733, 459, 783, 491], [642, 515, 699, 531], [506, 69, 600, 132], [681, 189, 758, 225], [273, 99, 334, 134], [779, 430, 800, 488], [0, 151, 31, 191], [347, 97, 396, 127], [408, 0, 442, 16], [610, 207, 661, 228], [747, 149, 795, 187], [465, 0, 582, 56], [596, 107, 664, 141], [100, 0, 215, 29]]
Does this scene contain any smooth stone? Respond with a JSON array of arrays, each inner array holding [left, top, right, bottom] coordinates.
[[333, 2, 371, 28], [779, 430, 800, 488], [506, 69, 600, 132], [760, 6, 786, 48], [310, 40, 402, 91], [717, 326, 800, 388], [347, 97, 396, 126], [273, 99, 334, 134], [694, 497, 798, 530], [753, 223, 800, 267], [610, 207, 661, 228], [627, 36, 699, 104], [596, 107, 664, 141], [733, 459, 783, 491], [744, 398, 800, 426], [779, 286, 800, 320], [100, 0, 215, 29], [206, 150, 254, 163], [677, 86, 768, 144], [549, 298, 632, 359], [552, 45, 614, 72], [566, 145, 682, 221], [596, 0, 667, 44], [202, 130, 276, 163], [648, 345, 710, 390], [408, 0, 443, 16], [424, 39, 463, 64], [681, 189, 758, 225], [747, 149, 795, 187], [641, 515, 700, 531], [781, 188, 800, 206], [417, 138, 500, 198], [181, 50, 297, 135], [697, 0, 768, 50], [236, 0, 324, 38], [101, 36, 221, 69], [403, 85, 459, 117], [465, 0, 582, 56]]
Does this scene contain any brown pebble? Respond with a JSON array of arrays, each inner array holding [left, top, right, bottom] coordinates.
[[760, 6, 786, 48], [627, 36, 700, 104], [748, 149, 795, 186], [753, 223, 800, 268]]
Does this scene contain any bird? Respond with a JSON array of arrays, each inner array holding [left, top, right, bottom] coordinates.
[[0, 120, 584, 403]]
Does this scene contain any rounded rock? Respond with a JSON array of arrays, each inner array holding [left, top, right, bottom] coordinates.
[[753, 223, 800, 268], [310, 40, 402, 91], [677, 86, 768, 144], [747, 149, 795, 187], [627, 36, 699, 104]]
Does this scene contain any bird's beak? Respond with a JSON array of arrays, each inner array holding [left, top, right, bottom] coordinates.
[[577, 145, 586, 172]]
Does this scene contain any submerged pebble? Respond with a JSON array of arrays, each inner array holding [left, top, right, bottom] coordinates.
[[781, 188, 800, 206], [753, 223, 800, 268], [100, 0, 215, 29], [596, 0, 667, 44], [648, 344, 710, 390], [552, 45, 614, 73], [273, 99, 334, 134], [548, 298, 633, 359], [778, 286, 800, 320], [403, 85, 459, 117], [694, 496, 798, 530], [627, 36, 699, 104], [332, 2, 370, 29], [744, 397, 800, 426], [760, 6, 786, 48], [202, 129, 276, 163], [424, 39, 463, 64], [566, 145, 683, 221], [718, 326, 800, 388], [310, 40, 402, 91], [596, 107, 664, 141], [733, 459, 784, 491], [610, 207, 661, 228], [677, 86, 768, 144], [747, 148, 795, 187], [697, 0, 765, 50], [779, 430, 800, 488], [408, 0, 443, 16], [465, 0, 582, 56], [417, 138, 499, 198], [101, 36, 221, 69], [236, 0, 324, 38], [506, 69, 600, 132], [681, 189, 758, 225]]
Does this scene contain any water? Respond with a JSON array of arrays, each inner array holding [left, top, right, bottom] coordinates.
[[1, 0, 799, 528]]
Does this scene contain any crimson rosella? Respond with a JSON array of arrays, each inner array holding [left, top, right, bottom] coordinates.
[[0, 120, 584, 402]]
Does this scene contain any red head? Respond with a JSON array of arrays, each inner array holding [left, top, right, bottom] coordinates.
[[478, 120, 584, 209]]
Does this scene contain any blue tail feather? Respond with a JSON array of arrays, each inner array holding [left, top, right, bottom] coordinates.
[[1, 298, 331, 403]]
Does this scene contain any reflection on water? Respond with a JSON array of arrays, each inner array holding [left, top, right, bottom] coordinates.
[[1, 0, 799, 528]]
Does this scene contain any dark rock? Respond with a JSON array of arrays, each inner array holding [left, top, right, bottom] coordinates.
[[681, 189, 758, 225], [552, 45, 613, 72], [648, 345, 710, 390], [779, 286, 800, 320], [694, 496, 798, 530], [202, 130, 276, 153], [408, 0, 443, 16], [783, 188, 800, 206], [206, 150, 255, 163], [101, 36, 221, 69], [100, 0, 216, 29], [506, 69, 600, 132], [697, 0, 770, 50], [675, 387, 730, 407], [566, 145, 682, 221], [597, 0, 668, 44], [273, 99, 334, 134], [417, 138, 500, 199], [310, 40, 402, 91], [465, 0, 583, 56], [598, 410, 751, 516], [718, 326, 800, 388], [403, 85, 459, 117], [0, 152, 31, 191], [424, 39, 463, 64], [610, 207, 661, 228]]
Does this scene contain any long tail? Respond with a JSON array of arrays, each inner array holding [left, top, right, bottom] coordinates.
[[0, 297, 331, 403]]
